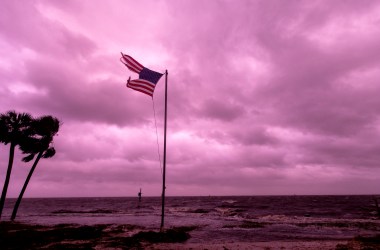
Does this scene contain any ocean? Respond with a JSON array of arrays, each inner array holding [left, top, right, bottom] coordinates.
[[2, 195, 380, 243]]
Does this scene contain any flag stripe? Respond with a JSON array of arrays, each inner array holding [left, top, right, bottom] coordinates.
[[122, 54, 144, 70], [125, 55, 144, 69], [122, 62, 140, 74], [128, 79, 155, 91], [127, 84, 154, 96], [121, 57, 141, 74], [127, 86, 153, 97], [121, 55, 144, 73], [127, 79, 155, 96]]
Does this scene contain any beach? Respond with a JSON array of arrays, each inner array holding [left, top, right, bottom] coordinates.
[[1, 222, 380, 249]]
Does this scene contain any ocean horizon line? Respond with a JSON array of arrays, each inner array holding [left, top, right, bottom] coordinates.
[[4, 193, 380, 199]]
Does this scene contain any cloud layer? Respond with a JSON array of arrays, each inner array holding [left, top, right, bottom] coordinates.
[[1, 0, 380, 197]]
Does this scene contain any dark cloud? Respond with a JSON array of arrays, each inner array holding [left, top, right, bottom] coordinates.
[[197, 98, 245, 121]]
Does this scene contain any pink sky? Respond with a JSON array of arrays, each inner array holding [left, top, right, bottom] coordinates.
[[1, 0, 380, 197]]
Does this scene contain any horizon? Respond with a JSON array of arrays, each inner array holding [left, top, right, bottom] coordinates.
[[5, 193, 380, 199], [1, 0, 380, 198]]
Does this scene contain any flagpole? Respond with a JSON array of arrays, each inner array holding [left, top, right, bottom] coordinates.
[[160, 70, 168, 231]]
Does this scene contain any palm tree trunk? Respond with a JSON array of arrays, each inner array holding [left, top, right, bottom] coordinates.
[[11, 151, 43, 221], [0, 143, 16, 220]]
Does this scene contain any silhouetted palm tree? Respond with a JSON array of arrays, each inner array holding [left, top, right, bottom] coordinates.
[[0, 111, 33, 219], [11, 115, 60, 221]]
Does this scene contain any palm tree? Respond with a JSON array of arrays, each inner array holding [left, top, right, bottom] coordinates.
[[11, 115, 60, 221], [0, 111, 33, 219]]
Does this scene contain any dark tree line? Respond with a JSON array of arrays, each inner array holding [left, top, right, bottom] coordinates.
[[0, 111, 60, 221]]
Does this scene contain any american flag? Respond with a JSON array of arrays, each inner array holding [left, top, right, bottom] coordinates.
[[120, 53, 163, 97]]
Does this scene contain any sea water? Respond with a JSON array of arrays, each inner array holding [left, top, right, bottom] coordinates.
[[2, 195, 380, 242]]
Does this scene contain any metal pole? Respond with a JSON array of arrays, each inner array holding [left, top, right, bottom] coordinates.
[[160, 70, 168, 231]]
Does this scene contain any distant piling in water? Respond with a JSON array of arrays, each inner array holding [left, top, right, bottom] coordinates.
[[373, 196, 380, 217]]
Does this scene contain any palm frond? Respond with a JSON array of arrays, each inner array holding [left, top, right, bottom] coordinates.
[[42, 147, 56, 158], [22, 154, 35, 163]]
